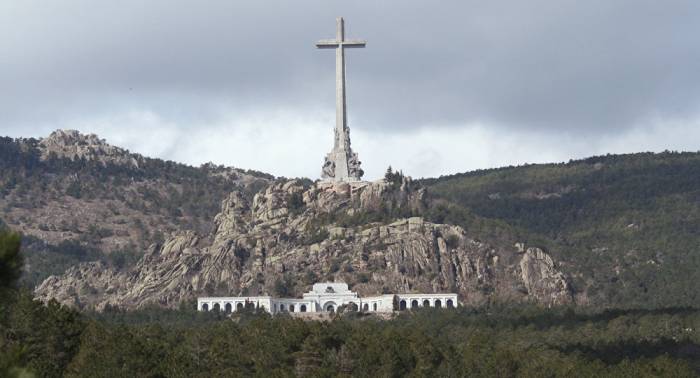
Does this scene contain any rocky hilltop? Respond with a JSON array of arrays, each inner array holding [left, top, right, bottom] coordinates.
[[0, 130, 273, 287], [38, 129, 143, 168], [35, 178, 572, 310]]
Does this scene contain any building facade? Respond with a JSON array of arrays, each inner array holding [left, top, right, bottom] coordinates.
[[197, 282, 458, 315]]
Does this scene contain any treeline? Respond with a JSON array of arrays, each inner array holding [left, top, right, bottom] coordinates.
[[2, 292, 699, 377], [2, 230, 700, 377]]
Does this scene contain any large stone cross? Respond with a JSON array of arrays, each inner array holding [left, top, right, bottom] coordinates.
[[316, 17, 366, 182]]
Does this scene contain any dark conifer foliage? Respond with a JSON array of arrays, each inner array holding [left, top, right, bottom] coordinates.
[[2, 293, 699, 377], [2, 229, 699, 376], [0, 230, 22, 290], [422, 151, 700, 308]]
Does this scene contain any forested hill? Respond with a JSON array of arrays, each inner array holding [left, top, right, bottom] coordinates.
[[0, 130, 274, 287], [421, 151, 700, 308], [2, 129, 699, 310]]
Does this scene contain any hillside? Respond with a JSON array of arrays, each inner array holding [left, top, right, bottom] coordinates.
[[422, 152, 700, 308], [0, 130, 273, 287], [2, 130, 699, 310], [34, 178, 572, 309], [11, 211, 700, 376]]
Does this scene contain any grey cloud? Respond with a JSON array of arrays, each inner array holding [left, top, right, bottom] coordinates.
[[1, 0, 699, 138]]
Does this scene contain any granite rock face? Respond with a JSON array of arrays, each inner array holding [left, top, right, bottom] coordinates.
[[517, 245, 572, 306], [35, 178, 573, 310], [39, 129, 143, 168]]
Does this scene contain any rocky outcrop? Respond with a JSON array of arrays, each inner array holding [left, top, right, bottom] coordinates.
[[39, 129, 143, 168], [517, 245, 572, 306], [35, 178, 573, 310]]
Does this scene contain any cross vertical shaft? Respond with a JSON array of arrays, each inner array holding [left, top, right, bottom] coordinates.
[[336, 17, 346, 150], [316, 17, 366, 182]]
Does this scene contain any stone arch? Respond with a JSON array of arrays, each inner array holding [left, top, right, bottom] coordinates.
[[411, 300, 418, 309], [435, 299, 442, 308], [362, 303, 369, 312], [280, 304, 286, 312], [237, 303, 244, 311], [213, 303, 220, 312], [300, 304, 307, 313], [373, 303, 377, 312], [290, 305, 295, 313], [423, 299, 430, 307], [225, 303, 232, 313], [447, 299, 454, 308], [399, 300, 407, 311], [324, 301, 337, 312], [202, 303, 209, 311], [348, 302, 358, 312]]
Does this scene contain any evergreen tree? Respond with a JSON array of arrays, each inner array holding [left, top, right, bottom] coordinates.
[[0, 230, 22, 291]]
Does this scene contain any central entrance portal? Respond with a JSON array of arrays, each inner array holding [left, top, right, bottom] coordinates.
[[324, 302, 337, 312]]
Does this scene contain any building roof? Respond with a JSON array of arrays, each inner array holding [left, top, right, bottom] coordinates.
[[309, 282, 352, 295]]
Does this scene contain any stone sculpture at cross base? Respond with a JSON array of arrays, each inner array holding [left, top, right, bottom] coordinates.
[[321, 148, 364, 182], [317, 17, 366, 183]]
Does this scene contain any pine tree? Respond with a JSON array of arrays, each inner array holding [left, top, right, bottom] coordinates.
[[0, 230, 21, 291]]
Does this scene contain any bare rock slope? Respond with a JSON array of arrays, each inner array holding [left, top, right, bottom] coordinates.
[[36, 179, 572, 310]]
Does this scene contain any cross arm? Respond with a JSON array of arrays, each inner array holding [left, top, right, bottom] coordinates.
[[342, 39, 366, 48], [316, 39, 339, 49], [315, 39, 367, 49]]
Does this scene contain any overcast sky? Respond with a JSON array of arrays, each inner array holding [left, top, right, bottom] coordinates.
[[1, 1, 699, 179]]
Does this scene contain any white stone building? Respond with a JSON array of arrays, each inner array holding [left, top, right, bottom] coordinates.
[[197, 282, 458, 315]]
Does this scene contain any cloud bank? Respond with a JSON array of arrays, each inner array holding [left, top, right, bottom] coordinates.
[[1, 0, 699, 178]]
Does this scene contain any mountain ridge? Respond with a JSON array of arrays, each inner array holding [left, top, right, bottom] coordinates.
[[1, 129, 698, 309]]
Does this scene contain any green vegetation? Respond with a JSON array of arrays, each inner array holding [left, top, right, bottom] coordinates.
[[305, 206, 417, 234], [2, 230, 700, 376], [384, 165, 405, 187], [2, 295, 700, 376], [303, 222, 331, 245], [287, 191, 306, 216], [274, 275, 294, 297], [0, 229, 22, 291], [422, 151, 700, 308], [19, 236, 100, 286], [4, 134, 700, 310], [3, 136, 700, 374]]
